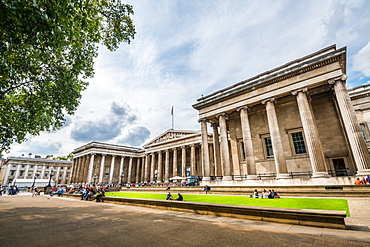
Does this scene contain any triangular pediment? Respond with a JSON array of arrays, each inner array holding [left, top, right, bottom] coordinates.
[[143, 130, 200, 147]]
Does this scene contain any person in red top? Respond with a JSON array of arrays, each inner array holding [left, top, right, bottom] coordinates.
[[354, 178, 362, 185]]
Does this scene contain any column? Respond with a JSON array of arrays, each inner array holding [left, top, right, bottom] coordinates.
[[164, 150, 170, 182], [292, 88, 328, 177], [150, 153, 155, 182], [172, 148, 178, 178], [3, 164, 11, 185], [70, 159, 77, 183], [55, 166, 61, 184], [13, 165, 20, 181], [62, 167, 67, 184], [32, 165, 37, 180], [190, 144, 196, 175], [181, 146, 186, 177], [24, 165, 30, 179], [199, 118, 211, 181], [135, 158, 140, 183], [144, 154, 149, 182], [40, 165, 46, 180], [119, 156, 125, 182], [141, 157, 145, 182], [99, 154, 106, 184], [238, 107, 257, 179], [87, 153, 95, 184], [211, 123, 222, 177], [157, 151, 163, 182], [217, 113, 232, 180], [261, 98, 289, 179], [108, 155, 116, 184], [127, 157, 133, 183], [329, 75, 370, 175], [81, 156, 89, 184], [75, 157, 82, 183]]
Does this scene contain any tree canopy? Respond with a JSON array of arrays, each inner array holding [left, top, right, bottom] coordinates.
[[0, 0, 136, 152]]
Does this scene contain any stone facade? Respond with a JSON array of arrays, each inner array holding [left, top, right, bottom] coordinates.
[[1, 156, 72, 186], [193, 45, 370, 185], [71, 45, 370, 186], [70, 130, 210, 185]]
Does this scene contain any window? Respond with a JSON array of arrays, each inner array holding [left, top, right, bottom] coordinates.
[[105, 167, 110, 176], [30, 165, 34, 168], [10, 171, 15, 176], [239, 141, 246, 161], [264, 137, 274, 158], [291, 132, 307, 155], [21, 165, 25, 168]]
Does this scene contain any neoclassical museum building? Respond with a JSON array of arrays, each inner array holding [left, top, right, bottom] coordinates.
[[71, 45, 370, 186]]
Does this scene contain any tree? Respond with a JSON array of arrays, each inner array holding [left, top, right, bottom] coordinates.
[[53, 153, 74, 161], [0, 0, 136, 152]]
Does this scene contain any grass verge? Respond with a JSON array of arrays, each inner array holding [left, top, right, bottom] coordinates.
[[105, 192, 349, 216]]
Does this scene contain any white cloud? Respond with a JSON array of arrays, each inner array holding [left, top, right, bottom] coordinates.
[[7, 0, 370, 157], [353, 41, 370, 77]]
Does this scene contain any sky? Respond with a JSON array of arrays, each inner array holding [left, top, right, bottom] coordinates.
[[7, 0, 370, 158]]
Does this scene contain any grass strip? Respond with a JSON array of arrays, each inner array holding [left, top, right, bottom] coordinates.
[[105, 192, 349, 216]]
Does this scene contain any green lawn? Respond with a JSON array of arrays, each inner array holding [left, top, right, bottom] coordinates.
[[105, 192, 350, 216]]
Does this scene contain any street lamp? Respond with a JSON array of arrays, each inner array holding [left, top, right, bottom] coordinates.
[[120, 172, 124, 187], [93, 174, 97, 186], [31, 176, 36, 187], [47, 168, 54, 187]]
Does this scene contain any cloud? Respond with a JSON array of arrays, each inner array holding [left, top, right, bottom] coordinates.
[[353, 41, 370, 77], [116, 126, 150, 147], [69, 102, 141, 142], [70, 118, 123, 142], [14, 139, 63, 156]]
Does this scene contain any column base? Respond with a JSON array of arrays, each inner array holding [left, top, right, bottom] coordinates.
[[247, 175, 259, 180], [276, 173, 290, 179], [202, 177, 211, 182], [312, 172, 330, 178], [356, 169, 370, 176], [222, 176, 233, 181]]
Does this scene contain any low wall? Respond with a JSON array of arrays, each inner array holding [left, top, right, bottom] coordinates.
[[61, 194, 346, 229], [119, 185, 370, 197]]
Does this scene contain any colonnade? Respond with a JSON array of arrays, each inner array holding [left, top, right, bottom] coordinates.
[[3, 162, 71, 185], [71, 143, 203, 185], [199, 76, 370, 181]]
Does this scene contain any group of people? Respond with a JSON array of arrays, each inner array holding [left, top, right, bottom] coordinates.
[[166, 192, 183, 201], [354, 176, 370, 185], [80, 187, 105, 202], [252, 189, 279, 199]]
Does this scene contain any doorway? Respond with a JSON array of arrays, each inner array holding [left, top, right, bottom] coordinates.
[[332, 158, 346, 176]]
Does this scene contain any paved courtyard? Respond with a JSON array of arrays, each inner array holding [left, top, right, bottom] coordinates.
[[0, 193, 369, 247]]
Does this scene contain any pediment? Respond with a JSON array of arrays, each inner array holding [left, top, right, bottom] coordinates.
[[144, 130, 200, 147]]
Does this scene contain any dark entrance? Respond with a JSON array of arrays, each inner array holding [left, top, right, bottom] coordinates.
[[332, 158, 347, 176]]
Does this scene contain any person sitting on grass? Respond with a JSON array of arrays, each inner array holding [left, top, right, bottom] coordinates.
[[95, 189, 105, 202], [175, 193, 183, 201], [267, 190, 274, 199], [272, 189, 280, 198], [253, 189, 258, 198], [166, 192, 172, 200]]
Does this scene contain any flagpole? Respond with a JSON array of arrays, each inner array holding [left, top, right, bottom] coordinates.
[[171, 106, 174, 130]]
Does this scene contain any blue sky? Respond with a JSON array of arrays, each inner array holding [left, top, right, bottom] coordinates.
[[7, 0, 370, 158]]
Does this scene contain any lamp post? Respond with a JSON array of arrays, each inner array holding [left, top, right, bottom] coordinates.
[[31, 176, 36, 187], [120, 172, 124, 187], [93, 174, 97, 186], [47, 168, 54, 187]]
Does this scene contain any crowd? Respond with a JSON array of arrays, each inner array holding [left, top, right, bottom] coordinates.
[[354, 176, 370, 185], [251, 189, 279, 199]]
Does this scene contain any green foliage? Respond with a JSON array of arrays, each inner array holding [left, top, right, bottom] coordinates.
[[53, 153, 74, 161], [0, 0, 136, 151], [106, 192, 350, 216]]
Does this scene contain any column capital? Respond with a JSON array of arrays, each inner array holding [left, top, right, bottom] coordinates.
[[210, 122, 219, 128], [328, 74, 348, 85], [181, 146, 186, 149], [236, 106, 250, 112], [261, 97, 275, 105], [216, 112, 228, 119], [198, 117, 208, 123], [190, 144, 195, 147], [291, 87, 308, 96], [172, 147, 177, 151]]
